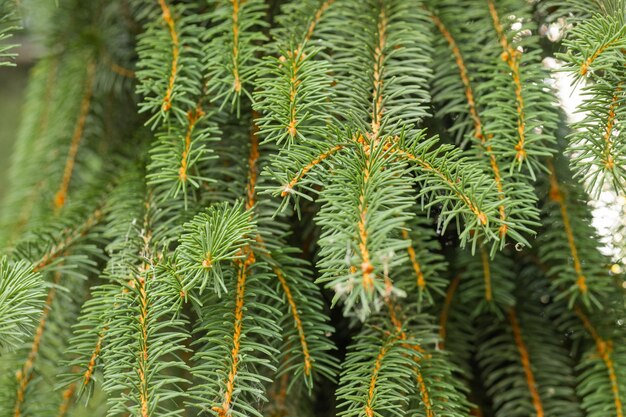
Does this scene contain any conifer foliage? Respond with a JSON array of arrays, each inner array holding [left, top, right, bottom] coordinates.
[[0, 0, 625, 416]]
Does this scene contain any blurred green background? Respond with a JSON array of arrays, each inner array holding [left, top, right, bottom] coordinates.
[[0, 54, 33, 201]]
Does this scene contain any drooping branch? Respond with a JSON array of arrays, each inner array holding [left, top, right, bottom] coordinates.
[[508, 308, 544, 417], [547, 161, 588, 295], [54, 61, 96, 209], [487, 0, 527, 165], [157, 0, 180, 112], [575, 307, 624, 417]]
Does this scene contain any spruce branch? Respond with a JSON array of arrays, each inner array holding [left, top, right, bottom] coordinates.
[[203, 0, 268, 112], [0, 0, 20, 67], [428, 4, 541, 243], [134, 0, 204, 127], [0, 257, 44, 352], [538, 159, 613, 309], [573, 305, 626, 417], [175, 201, 255, 294]]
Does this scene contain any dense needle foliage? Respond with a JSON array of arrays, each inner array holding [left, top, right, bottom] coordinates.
[[0, 0, 625, 416]]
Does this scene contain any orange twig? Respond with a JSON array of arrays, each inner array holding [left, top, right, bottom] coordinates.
[[357, 157, 374, 293], [32, 208, 103, 273], [364, 339, 393, 417], [178, 105, 205, 183], [547, 161, 588, 294], [14, 272, 62, 417], [109, 62, 135, 79], [284, 0, 335, 140], [245, 115, 260, 210], [50, 328, 107, 417], [401, 229, 426, 289], [580, 37, 622, 76], [56, 383, 76, 417], [53, 61, 96, 209], [394, 148, 488, 225], [603, 84, 623, 171], [158, 0, 180, 111], [370, 6, 387, 140], [286, 49, 301, 139], [438, 275, 461, 350], [137, 272, 150, 417], [280, 144, 344, 197], [273, 266, 312, 376], [575, 307, 623, 417], [136, 196, 155, 417], [487, 0, 527, 164], [213, 248, 255, 417], [508, 309, 544, 417], [83, 330, 105, 386], [416, 371, 434, 417], [231, 0, 242, 93], [382, 279, 426, 356], [431, 12, 507, 236], [247, 105, 313, 376], [303, 0, 334, 44], [382, 285, 432, 416], [430, 13, 483, 140]]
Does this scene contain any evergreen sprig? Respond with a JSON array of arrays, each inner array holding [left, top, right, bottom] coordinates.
[[175, 201, 255, 294], [1, 0, 625, 416], [0, 0, 20, 67], [0, 257, 44, 352]]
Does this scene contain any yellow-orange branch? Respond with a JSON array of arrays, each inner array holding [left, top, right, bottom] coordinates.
[[54, 61, 96, 209], [575, 307, 623, 417], [14, 272, 62, 417], [231, 0, 242, 93], [252, 113, 313, 377], [110, 62, 135, 79], [394, 148, 488, 225], [487, 0, 527, 164], [179, 105, 205, 183], [438, 275, 461, 350], [303, 0, 334, 44], [83, 330, 105, 386], [32, 208, 103, 273], [355, 4, 391, 293], [603, 85, 623, 171], [56, 383, 76, 417], [57, 319, 109, 417], [246, 116, 260, 210], [137, 272, 150, 417], [401, 229, 426, 289], [431, 12, 507, 236], [158, 0, 179, 111], [273, 266, 312, 376], [416, 371, 434, 417], [281, 144, 344, 197], [580, 37, 623, 76], [382, 280, 432, 416], [370, 6, 387, 140], [547, 161, 588, 294], [508, 309, 544, 417], [285, 0, 336, 139], [357, 158, 374, 293], [213, 249, 255, 417], [364, 339, 393, 417], [383, 280, 426, 356]]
